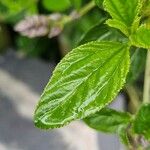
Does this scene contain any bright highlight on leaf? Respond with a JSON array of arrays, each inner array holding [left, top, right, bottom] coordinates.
[[34, 41, 130, 129]]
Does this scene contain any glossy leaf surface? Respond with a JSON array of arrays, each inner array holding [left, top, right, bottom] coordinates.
[[103, 0, 142, 35], [84, 108, 131, 133], [130, 25, 150, 49], [133, 104, 150, 140], [34, 41, 130, 129]]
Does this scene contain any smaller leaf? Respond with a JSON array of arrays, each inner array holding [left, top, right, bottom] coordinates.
[[133, 104, 150, 140], [130, 25, 150, 49], [84, 108, 132, 133], [106, 19, 129, 36], [103, 0, 143, 35]]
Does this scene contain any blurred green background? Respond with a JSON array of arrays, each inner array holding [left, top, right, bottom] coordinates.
[[0, 0, 104, 62]]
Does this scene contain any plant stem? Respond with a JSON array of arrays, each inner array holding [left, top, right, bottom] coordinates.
[[78, 1, 95, 17], [125, 85, 141, 113], [143, 51, 150, 103], [63, 1, 96, 25]]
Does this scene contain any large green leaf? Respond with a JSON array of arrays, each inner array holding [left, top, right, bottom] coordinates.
[[42, 0, 71, 12], [34, 41, 130, 129], [130, 25, 150, 49], [84, 108, 132, 133], [133, 104, 150, 140], [103, 0, 143, 35]]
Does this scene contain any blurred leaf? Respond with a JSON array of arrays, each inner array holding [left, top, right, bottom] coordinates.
[[133, 104, 150, 140], [42, 0, 71, 12], [34, 41, 130, 129], [16, 36, 56, 59], [84, 108, 132, 133], [127, 47, 147, 83], [0, 0, 37, 23]]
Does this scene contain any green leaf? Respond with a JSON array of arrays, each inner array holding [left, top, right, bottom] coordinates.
[[79, 20, 127, 45], [42, 0, 71, 12], [130, 25, 150, 49], [70, 0, 82, 9], [84, 108, 131, 133], [34, 41, 130, 129], [84, 107, 132, 147], [103, 0, 143, 35], [133, 104, 150, 140]]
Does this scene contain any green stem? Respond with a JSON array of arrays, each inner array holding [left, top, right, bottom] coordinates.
[[125, 85, 141, 113], [143, 51, 150, 103], [78, 1, 95, 17], [63, 1, 96, 25]]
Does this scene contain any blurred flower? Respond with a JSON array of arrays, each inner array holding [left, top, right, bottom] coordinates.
[[14, 14, 63, 38]]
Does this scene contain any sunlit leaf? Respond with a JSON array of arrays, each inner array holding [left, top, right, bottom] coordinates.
[[34, 41, 130, 129]]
